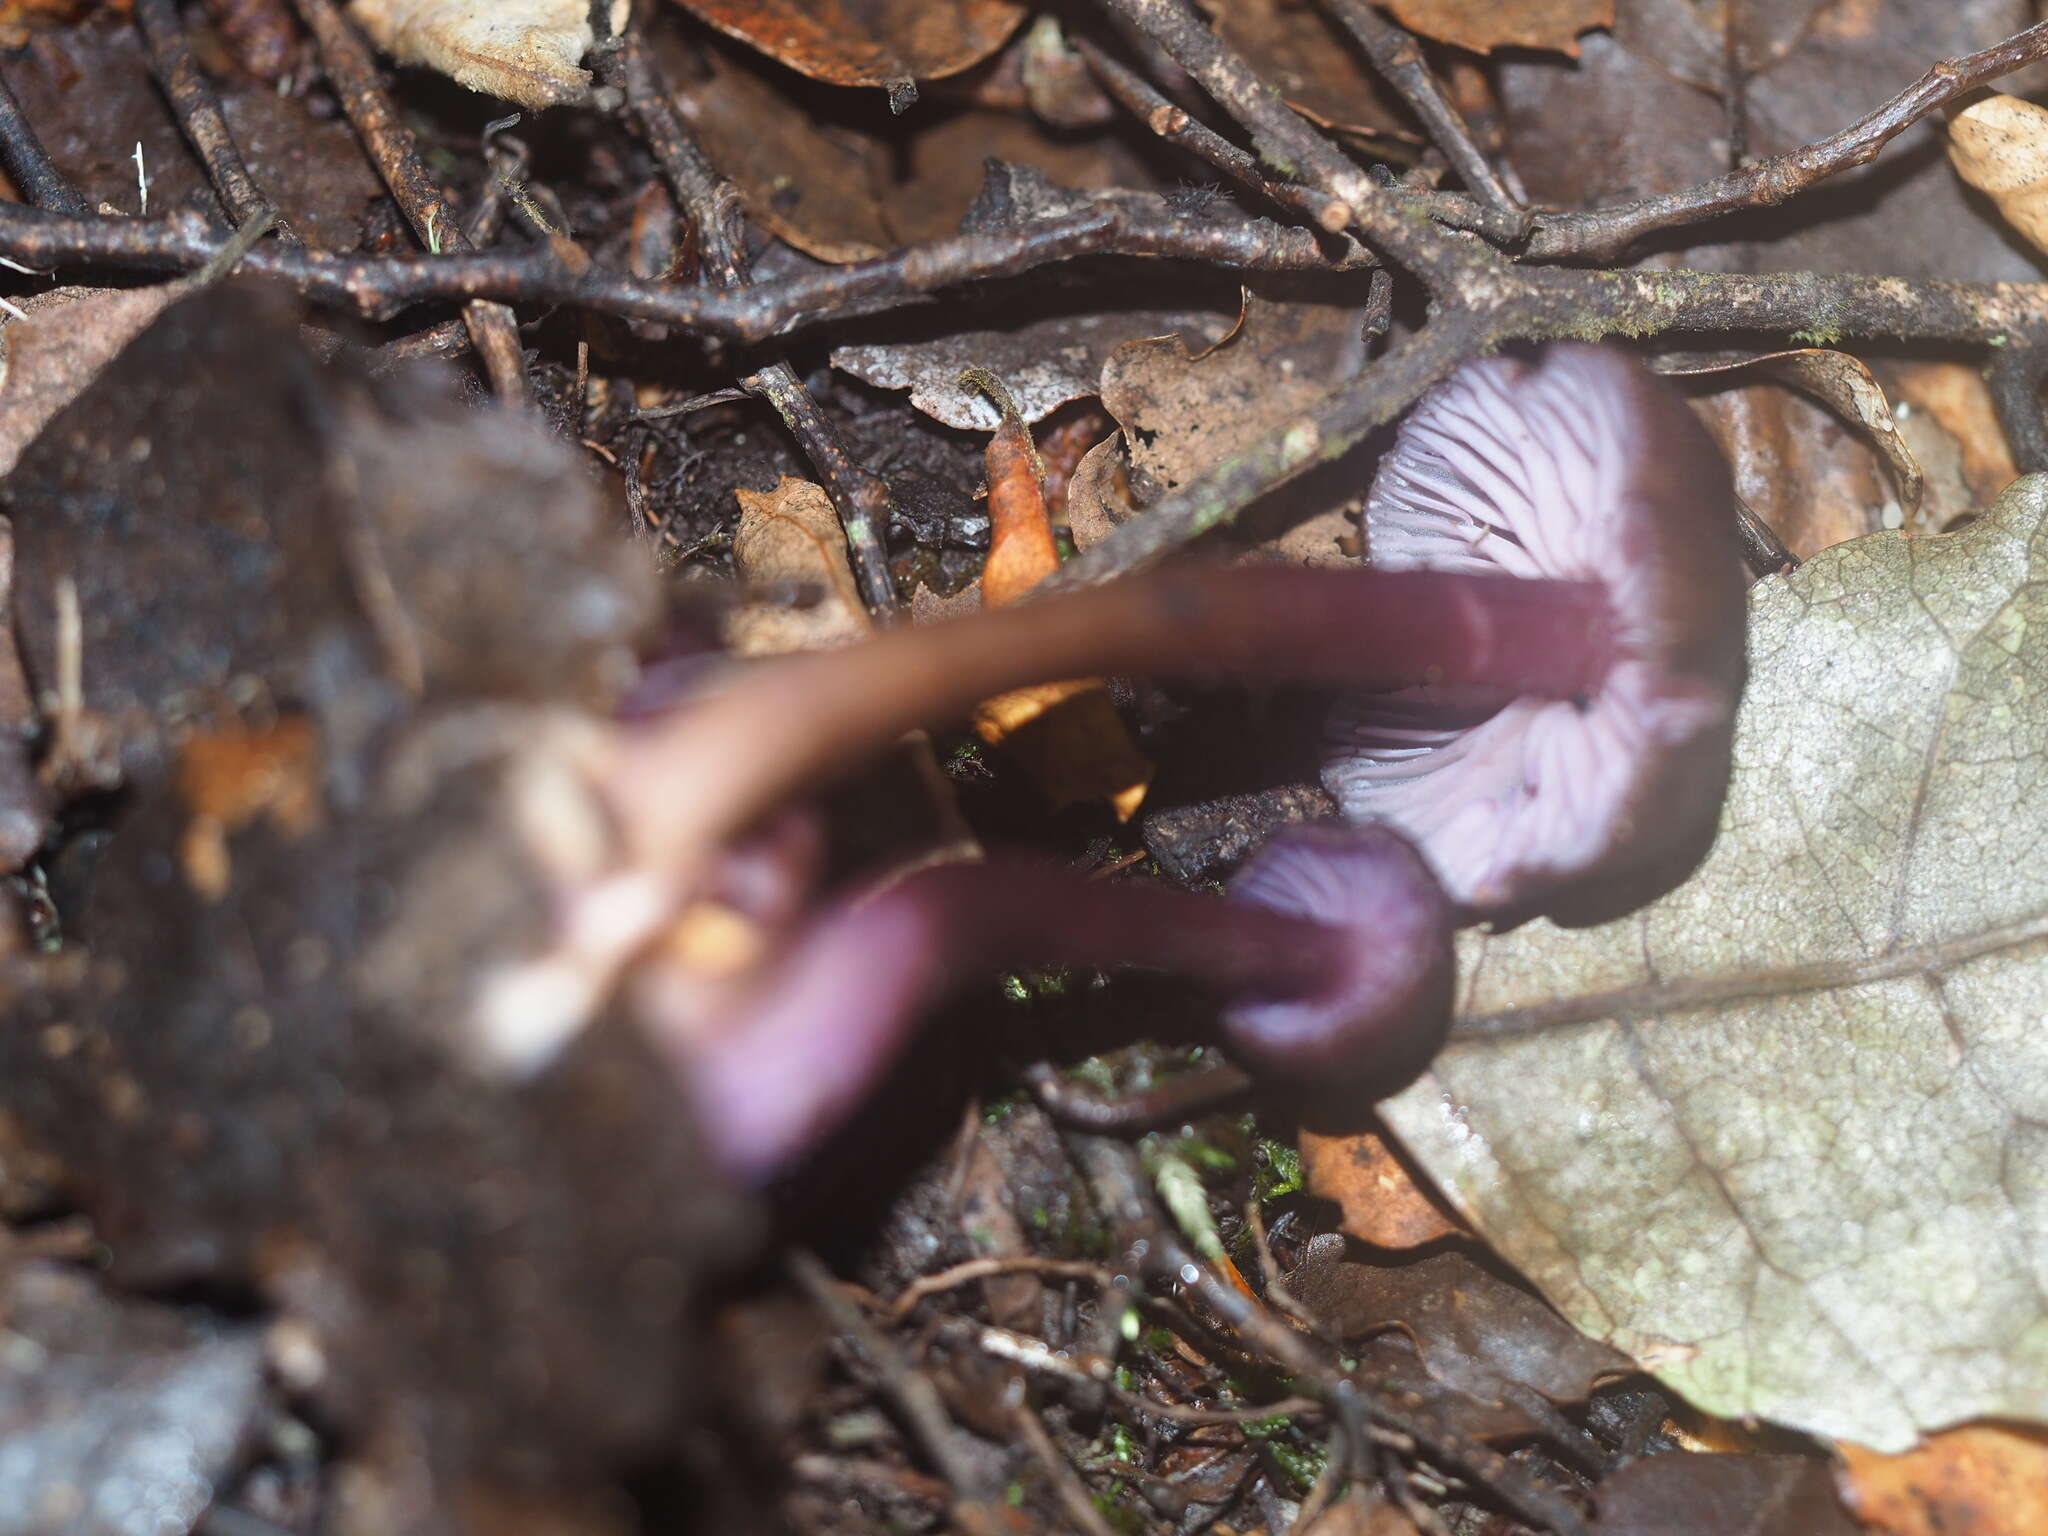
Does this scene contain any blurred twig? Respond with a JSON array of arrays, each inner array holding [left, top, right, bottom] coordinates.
[[287, 0, 525, 402]]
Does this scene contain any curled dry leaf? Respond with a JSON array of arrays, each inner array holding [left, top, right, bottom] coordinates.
[[669, 0, 1026, 106], [966, 378, 1151, 819], [1950, 93, 2048, 256], [0, 285, 179, 479], [1664, 349, 1924, 531], [350, 0, 595, 107], [727, 476, 871, 656], [1384, 0, 1613, 57], [1835, 1424, 2048, 1536], [1381, 476, 2048, 1450]]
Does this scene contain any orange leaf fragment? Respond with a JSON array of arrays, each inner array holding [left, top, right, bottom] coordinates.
[[668, 0, 1024, 105], [963, 370, 1151, 820], [1301, 1123, 1463, 1249], [1383, 0, 1611, 56], [1836, 1424, 2048, 1536]]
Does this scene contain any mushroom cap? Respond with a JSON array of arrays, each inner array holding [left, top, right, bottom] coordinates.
[[1323, 343, 1745, 927], [1222, 823, 1453, 1090]]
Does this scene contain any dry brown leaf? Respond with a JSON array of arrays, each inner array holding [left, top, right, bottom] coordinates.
[[0, 284, 179, 480], [1593, 1454, 1858, 1535], [1299, 1124, 1462, 1249], [669, 0, 1025, 104], [1950, 94, 2048, 255], [1197, 0, 1413, 140], [1690, 381, 1889, 557], [965, 378, 1151, 819], [1836, 1424, 2048, 1536], [726, 476, 870, 657], [350, 0, 594, 108], [1385, 0, 1611, 56], [1100, 293, 1364, 505], [1062, 435, 1133, 552], [1665, 350, 1924, 534], [666, 35, 891, 264], [1884, 361, 2019, 527]]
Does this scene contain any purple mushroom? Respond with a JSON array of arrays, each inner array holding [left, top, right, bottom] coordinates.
[[588, 344, 1748, 1177], [1325, 343, 1746, 927], [663, 823, 1453, 1181]]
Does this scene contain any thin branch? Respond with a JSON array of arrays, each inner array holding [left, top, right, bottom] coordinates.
[[1526, 17, 2048, 261], [1076, 34, 1353, 233], [286, 0, 526, 401], [1316, 0, 1520, 214], [0, 69, 87, 215], [0, 198, 1357, 335], [605, 29, 899, 615], [134, 0, 291, 240], [1989, 344, 2048, 475]]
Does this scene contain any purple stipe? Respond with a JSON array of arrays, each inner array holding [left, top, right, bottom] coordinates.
[[1222, 823, 1452, 1084], [670, 831, 1450, 1180], [1325, 344, 1746, 927]]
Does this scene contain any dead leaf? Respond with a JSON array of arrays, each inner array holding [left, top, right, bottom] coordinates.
[[1836, 1423, 2048, 1536], [1062, 434, 1133, 552], [1286, 1238, 1631, 1409], [1950, 94, 2048, 256], [1615, 0, 1832, 91], [1100, 293, 1364, 505], [668, 0, 1025, 103], [350, 0, 593, 108], [1884, 361, 2019, 529], [964, 377, 1151, 819], [727, 476, 871, 656], [0, 286, 178, 479], [666, 35, 892, 264], [1665, 350, 1924, 532], [1385, 0, 1611, 56], [1300, 1124, 1462, 1249], [1196, 0, 1413, 140], [1691, 379, 1890, 557], [1380, 475, 2048, 1450], [1593, 1453, 1858, 1535], [832, 310, 1224, 431]]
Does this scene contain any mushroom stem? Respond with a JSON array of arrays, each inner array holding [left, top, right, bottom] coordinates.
[[607, 566, 1612, 892], [667, 824, 1453, 1180]]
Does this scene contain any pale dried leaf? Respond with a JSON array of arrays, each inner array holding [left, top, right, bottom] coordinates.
[[727, 477, 869, 656], [1382, 476, 2048, 1450], [350, 0, 592, 109], [1950, 94, 2048, 255], [832, 310, 1220, 431]]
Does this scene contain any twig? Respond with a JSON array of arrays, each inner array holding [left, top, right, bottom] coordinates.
[[1316, 0, 1520, 215], [1068, 1133, 1590, 1536], [1075, 34, 1352, 234], [1023, 1057, 1253, 1131], [1989, 344, 2048, 475], [134, 0, 291, 240], [0, 199, 1356, 334], [787, 1248, 993, 1499], [1733, 496, 1799, 577], [0, 69, 87, 215], [888, 1256, 1114, 1321], [602, 28, 895, 612], [1526, 18, 2048, 261], [286, 0, 526, 402], [1012, 1401, 1122, 1536]]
